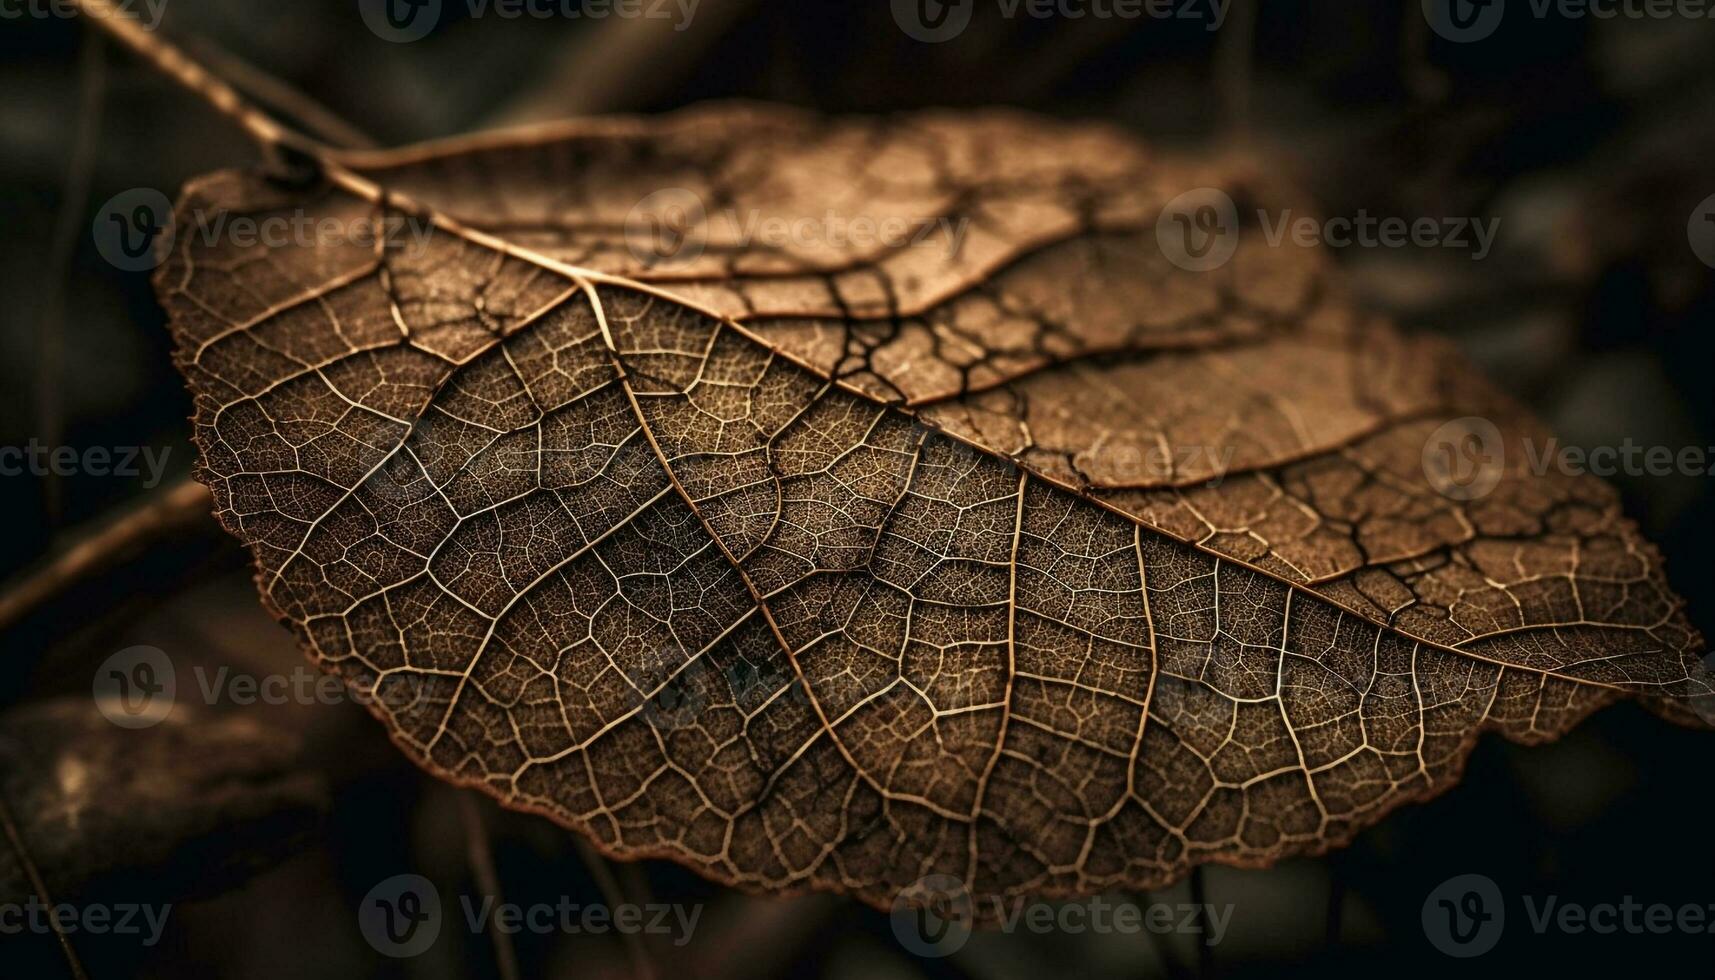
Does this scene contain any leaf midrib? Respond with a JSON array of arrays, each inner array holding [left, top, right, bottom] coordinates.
[[297, 160, 1645, 699]]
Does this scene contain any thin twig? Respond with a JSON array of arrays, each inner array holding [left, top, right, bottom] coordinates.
[[993, 15, 1136, 104], [0, 791, 89, 980], [182, 35, 379, 150], [573, 838, 656, 980], [0, 477, 212, 635], [36, 32, 108, 530], [458, 793, 521, 980], [3, 2, 378, 630], [488, 0, 759, 124], [70, 0, 322, 159]]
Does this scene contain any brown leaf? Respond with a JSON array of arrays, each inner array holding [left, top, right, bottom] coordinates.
[[155, 104, 1709, 915]]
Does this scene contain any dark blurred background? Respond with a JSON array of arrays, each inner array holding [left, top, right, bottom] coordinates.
[[2, 1, 1713, 977]]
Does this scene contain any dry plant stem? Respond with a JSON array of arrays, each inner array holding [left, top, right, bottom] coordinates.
[[488, 0, 759, 123], [573, 837, 657, 980], [0, 793, 88, 980], [0, 5, 380, 632], [458, 793, 521, 980], [70, 0, 323, 158], [182, 35, 379, 150], [0, 477, 212, 635], [72, 0, 1712, 921], [37, 33, 108, 530]]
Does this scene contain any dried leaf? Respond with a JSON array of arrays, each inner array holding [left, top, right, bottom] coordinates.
[[156, 104, 1709, 913]]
